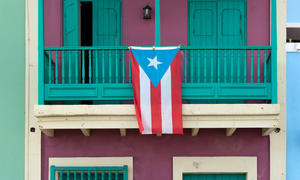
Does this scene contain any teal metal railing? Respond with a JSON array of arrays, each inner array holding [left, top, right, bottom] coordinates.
[[40, 46, 275, 104], [44, 46, 129, 84], [181, 46, 272, 83], [50, 165, 128, 180]]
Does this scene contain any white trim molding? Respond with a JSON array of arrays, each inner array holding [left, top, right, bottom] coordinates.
[[286, 23, 300, 28], [35, 104, 280, 130], [286, 43, 300, 52], [173, 156, 257, 180], [49, 157, 133, 180]]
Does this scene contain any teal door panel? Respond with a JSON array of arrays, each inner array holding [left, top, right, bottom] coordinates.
[[93, 0, 122, 46], [188, 0, 246, 82], [92, 0, 123, 86], [183, 174, 246, 180], [189, 1, 217, 47], [188, 1, 218, 83], [63, 0, 79, 46], [217, 0, 246, 83], [218, 0, 246, 47], [189, 0, 246, 47], [188, 0, 246, 103], [63, 0, 80, 84]]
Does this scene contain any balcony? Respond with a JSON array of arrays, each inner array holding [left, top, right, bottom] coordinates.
[[40, 46, 276, 103], [35, 0, 280, 136]]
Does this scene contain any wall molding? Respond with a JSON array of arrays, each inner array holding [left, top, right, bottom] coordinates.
[[173, 156, 257, 180]]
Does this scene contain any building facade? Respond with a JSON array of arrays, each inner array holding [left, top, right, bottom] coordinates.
[[25, 0, 286, 179], [286, 0, 300, 179], [0, 0, 25, 179]]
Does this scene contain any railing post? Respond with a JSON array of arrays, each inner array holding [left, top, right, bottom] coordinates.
[[155, 0, 161, 46], [38, 0, 45, 104], [271, 0, 277, 103]]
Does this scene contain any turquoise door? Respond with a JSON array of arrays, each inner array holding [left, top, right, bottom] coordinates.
[[92, 0, 122, 85], [63, 0, 80, 46], [183, 174, 246, 180], [63, 0, 80, 84], [189, 0, 246, 48], [93, 0, 122, 46], [63, 0, 122, 46], [188, 0, 246, 103], [188, 0, 246, 83]]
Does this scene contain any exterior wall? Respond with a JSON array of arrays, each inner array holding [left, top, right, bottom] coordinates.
[[0, 0, 25, 179], [42, 1, 271, 179], [286, 52, 300, 180], [287, 0, 300, 23], [45, 0, 270, 46], [44, 0, 271, 92], [287, 0, 300, 179], [44, 0, 62, 47], [42, 129, 269, 180], [25, 0, 286, 179]]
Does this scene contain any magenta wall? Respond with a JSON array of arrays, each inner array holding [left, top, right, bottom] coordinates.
[[44, 0, 62, 47], [44, 0, 270, 46], [42, 129, 270, 180], [247, 0, 270, 46], [42, 1, 271, 179], [44, 0, 270, 83]]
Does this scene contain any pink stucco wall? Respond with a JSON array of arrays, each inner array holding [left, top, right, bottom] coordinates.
[[44, 0, 270, 84], [44, 0, 62, 47], [44, 0, 270, 46], [247, 0, 270, 46], [42, 129, 270, 180], [42, 1, 271, 179]]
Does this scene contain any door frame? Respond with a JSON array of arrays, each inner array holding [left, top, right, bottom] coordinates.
[[173, 156, 257, 180]]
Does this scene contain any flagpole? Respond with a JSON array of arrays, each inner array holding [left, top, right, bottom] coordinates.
[[155, 0, 161, 47]]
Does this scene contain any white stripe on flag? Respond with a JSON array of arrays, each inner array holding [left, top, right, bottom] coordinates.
[[139, 66, 152, 134], [161, 67, 173, 134]]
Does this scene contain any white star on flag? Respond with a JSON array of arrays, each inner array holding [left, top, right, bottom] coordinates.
[[147, 56, 162, 70]]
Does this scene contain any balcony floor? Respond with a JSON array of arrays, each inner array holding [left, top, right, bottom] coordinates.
[[34, 104, 280, 137]]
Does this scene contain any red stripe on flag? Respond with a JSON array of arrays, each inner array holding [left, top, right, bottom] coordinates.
[[151, 83, 162, 134], [130, 52, 144, 133], [171, 52, 183, 134]]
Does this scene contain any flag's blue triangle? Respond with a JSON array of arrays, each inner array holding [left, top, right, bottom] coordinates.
[[131, 47, 179, 87]]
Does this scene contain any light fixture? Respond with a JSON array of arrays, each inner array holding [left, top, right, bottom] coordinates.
[[143, 5, 152, 19]]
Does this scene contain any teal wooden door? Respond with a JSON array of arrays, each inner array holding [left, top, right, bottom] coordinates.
[[188, 0, 218, 84], [63, 0, 80, 84], [188, 0, 246, 82], [93, 0, 122, 46], [183, 174, 246, 180], [189, 0, 217, 47], [188, 0, 246, 103], [92, 0, 122, 86], [217, 0, 246, 47], [63, 0, 79, 46], [189, 0, 246, 48], [217, 0, 246, 83]]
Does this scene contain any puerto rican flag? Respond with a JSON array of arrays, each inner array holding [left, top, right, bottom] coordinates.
[[130, 47, 183, 134]]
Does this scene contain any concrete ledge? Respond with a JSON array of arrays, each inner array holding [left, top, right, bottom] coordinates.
[[34, 104, 280, 130]]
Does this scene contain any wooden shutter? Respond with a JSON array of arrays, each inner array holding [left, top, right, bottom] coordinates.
[[63, 0, 79, 46], [93, 0, 122, 46]]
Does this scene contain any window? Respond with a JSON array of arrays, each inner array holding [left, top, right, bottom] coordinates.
[[50, 166, 128, 180], [49, 157, 133, 180]]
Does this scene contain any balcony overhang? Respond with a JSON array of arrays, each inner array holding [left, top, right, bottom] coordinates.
[[34, 104, 280, 137]]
